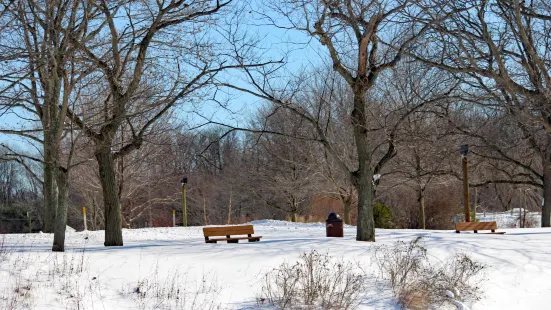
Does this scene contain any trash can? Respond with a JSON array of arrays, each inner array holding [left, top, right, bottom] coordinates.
[[325, 212, 344, 237]]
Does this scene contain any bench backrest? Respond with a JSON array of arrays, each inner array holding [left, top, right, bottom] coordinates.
[[203, 225, 254, 237], [455, 221, 497, 231]]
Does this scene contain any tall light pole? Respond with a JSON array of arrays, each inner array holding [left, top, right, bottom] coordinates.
[[181, 177, 188, 227], [460, 144, 471, 222]]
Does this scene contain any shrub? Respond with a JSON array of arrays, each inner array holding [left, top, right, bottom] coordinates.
[[259, 251, 365, 309], [374, 238, 486, 309], [130, 264, 222, 310], [374, 203, 393, 229]]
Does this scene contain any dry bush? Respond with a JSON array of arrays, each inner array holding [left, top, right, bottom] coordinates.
[[375, 238, 486, 309], [0, 245, 35, 310], [259, 250, 365, 309], [3, 244, 93, 309], [0, 235, 12, 262], [500, 217, 518, 228], [130, 264, 222, 310], [0, 278, 33, 310], [523, 214, 540, 228]]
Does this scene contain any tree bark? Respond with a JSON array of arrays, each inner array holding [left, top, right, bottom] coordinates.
[[96, 149, 123, 246], [352, 90, 375, 241], [43, 149, 57, 233], [52, 169, 68, 252], [353, 171, 375, 241], [543, 159, 551, 227]]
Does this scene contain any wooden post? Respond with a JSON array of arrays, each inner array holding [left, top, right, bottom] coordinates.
[[181, 183, 187, 227], [172, 209, 176, 227], [462, 154, 471, 222], [82, 207, 88, 231]]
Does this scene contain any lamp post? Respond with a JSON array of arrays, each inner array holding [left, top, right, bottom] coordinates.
[[460, 144, 471, 222], [181, 177, 188, 227]]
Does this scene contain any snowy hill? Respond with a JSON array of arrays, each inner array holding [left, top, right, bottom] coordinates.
[[1, 220, 550, 309]]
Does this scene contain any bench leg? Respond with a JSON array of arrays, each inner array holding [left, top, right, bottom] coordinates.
[[455, 230, 460, 233], [474, 230, 478, 233], [248, 238, 259, 242], [491, 229, 495, 233], [227, 240, 239, 243]]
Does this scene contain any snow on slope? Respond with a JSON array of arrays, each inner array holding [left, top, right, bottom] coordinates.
[[1, 221, 550, 309]]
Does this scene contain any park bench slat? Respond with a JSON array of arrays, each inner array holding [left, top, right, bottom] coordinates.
[[203, 225, 255, 237], [456, 221, 497, 231]]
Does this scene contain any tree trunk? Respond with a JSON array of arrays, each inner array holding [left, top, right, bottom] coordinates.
[[92, 197, 98, 230], [418, 188, 425, 229], [353, 172, 375, 241], [52, 169, 68, 252], [542, 160, 551, 227], [343, 195, 352, 225], [352, 90, 375, 241], [43, 154, 57, 233], [96, 149, 123, 246], [43, 127, 59, 233]]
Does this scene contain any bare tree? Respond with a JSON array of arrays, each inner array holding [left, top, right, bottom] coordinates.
[[409, 0, 551, 226], [0, 0, 96, 251], [220, 0, 450, 241], [378, 63, 459, 229], [61, 0, 272, 246], [249, 107, 324, 222]]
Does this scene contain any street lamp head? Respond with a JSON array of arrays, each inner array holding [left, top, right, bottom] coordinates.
[[181, 177, 187, 185], [460, 144, 469, 156]]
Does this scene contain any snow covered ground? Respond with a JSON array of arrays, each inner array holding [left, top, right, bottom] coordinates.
[[1, 220, 550, 309]]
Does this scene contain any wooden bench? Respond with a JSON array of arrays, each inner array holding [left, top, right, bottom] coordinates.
[[455, 221, 505, 234], [203, 225, 262, 243]]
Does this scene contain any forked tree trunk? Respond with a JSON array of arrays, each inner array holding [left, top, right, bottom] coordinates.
[[542, 159, 551, 227], [52, 169, 68, 252], [96, 149, 123, 246], [418, 188, 426, 229]]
